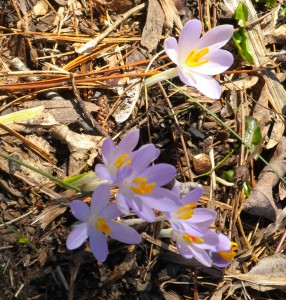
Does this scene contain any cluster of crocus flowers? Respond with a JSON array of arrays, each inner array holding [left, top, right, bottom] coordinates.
[[66, 129, 236, 267], [145, 19, 234, 99]]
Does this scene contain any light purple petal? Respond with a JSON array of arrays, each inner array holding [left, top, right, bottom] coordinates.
[[117, 166, 133, 184], [91, 184, 111, 215], [193, 230, 219, 250], [140, 187, 180, 212], [164, 37, 180, 65], [196, 24, 234, 52], [101, 202, 122, 220], [191, 49, 234, 75], [176, 238, 194, 259], [116, 192, 131, 215], [190, 208, 217, 226], [190, 244, 212, 267], [88, 226, 108, 262], [131, 144, 160, 171], [130, 196, 156, 222], [178, 68, 196, 87], [211, 252, 231, 268], [177, 222, 208, 236], [108, 222, 142, 244], [171, 184, 180, 196], [95, 164, 113, 182], [101, 138, 114, 165], [116, 129, 139, 156], [139, 164, 176, 186], [70, 200, 90, 222], [213, 233, 231, 252], [66, 222, 88, 250], [178, 19, 202, 62], [191, 72, 222, 99], [181, 187, 204, 205]]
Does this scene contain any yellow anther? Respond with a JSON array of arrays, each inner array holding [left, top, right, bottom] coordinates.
[[183, 234, 204, 244], [176, 203, 196, 220], [130, 177, 156, 194], [185, 48, 209, 67], [95, 217, 111, 234], [114, 153, 131, 169], [218, 242, 238, 262]]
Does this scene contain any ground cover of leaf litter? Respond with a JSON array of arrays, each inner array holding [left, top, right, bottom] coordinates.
[[0, 0, 286, 299]]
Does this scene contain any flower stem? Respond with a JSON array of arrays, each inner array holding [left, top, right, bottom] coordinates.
[[144, 67, 178, 87], [0, 152, 81, 192], [159, 228, 172, 238], [122, 215, 166, 225]]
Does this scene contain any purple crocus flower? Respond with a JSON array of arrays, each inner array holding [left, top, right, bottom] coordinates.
[[171, 228, 219, 267], [95, 129, 159, 184], [164, 19, 234, 99], [209, 233, 237, 267], [66, 184, 141, 262], [166, 186, 217, 235], [116, 158, 179, 222]]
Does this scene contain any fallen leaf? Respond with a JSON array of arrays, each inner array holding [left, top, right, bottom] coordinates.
[[244, 137, 286, 220]]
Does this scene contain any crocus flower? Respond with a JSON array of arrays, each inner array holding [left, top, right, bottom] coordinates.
[[164, 19, 234, 99], [209, 233, 237, 267], [66, 184, 141, 262], [171, 228, 219, 267], [116, 159, 179, 222], [166, 186, 216, 235], [95, 129, 159, 184]]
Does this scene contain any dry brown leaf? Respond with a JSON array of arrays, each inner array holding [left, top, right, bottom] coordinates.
[[244, 137, 286, 220], [226, 254, 286, 291], [141, 0, 165, 52]]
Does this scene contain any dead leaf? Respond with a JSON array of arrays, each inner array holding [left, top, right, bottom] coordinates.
[[244, 137, 286, 220], [226, 254, 286, 291], [141, 0, 165, 52]]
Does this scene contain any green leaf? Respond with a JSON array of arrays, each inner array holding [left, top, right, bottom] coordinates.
[[222, 170, 234, 181], [233, 29, 255, 65], [266, 0, 276, 8], [245, 116, 262, 150], [243, 181, 251, 198], [235, 2, 248, 27], [18, 237, 29, 244]]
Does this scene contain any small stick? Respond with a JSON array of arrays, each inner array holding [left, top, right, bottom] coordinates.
[[76, 3, 146, 54], [70, 73, 109, 137], [158, 82, 193, 181]]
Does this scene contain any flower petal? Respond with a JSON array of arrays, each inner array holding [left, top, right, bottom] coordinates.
[[95, 164, 113, 182], [193, 230, 219, 250], [116, 192, 131, 215], [191, 49, 234, 75], [178, 19, 202, 62], [196, 24, 234, 52], [116, 129, 139, 156], [181, 187, 204, 206], [66, 222, 88, 250], [190, 208, 217, 226], [213, 233, 231, 252], [211, 252, 231, 268], [140, 187, 180, 212], [70, 200, 90, 222], [181, 71, 221, 99], [91, 184, 111, 215], [88, 226, 108, 262], [176, 238, 194, 259], [108, 222, 142, 244], [164, 37, 180, 65], [130, 196, 156, 222], [101, 138, 114, 165], [140, 164, 176, 186], [101, 202, 122, 220], [131, 144, 160, 172], [190, 244, 212, 267]]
